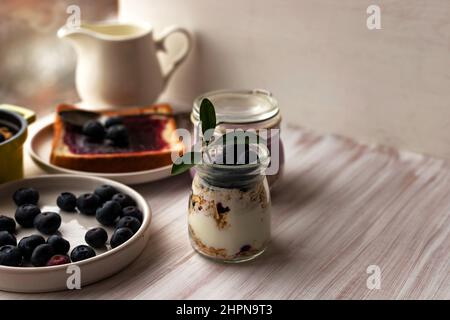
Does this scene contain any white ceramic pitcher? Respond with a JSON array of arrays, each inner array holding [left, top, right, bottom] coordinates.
[[58, 22, 192, 109]]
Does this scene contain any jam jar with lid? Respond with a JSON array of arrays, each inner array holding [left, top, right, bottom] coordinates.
[[191, 89, 284, 187]]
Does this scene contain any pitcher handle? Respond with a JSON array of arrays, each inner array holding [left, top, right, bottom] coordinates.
[[155, 26, 192, 86]]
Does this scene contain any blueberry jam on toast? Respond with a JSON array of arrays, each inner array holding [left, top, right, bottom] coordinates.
[[50, 104, 180, 173]]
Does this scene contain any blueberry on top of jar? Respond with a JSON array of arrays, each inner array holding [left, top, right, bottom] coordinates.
[[0, 133, 5, 143], [82, 120, 105, 140], [13, 188, 39, 206]]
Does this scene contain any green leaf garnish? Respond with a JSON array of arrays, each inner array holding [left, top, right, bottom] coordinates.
[[171, 98, 271, 175], [199, 98, 217, 142], [171, 152, 202, 176], [172, 99, 217, 176]]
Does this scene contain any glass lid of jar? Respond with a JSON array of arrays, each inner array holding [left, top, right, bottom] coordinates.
[[193, 89, 279, 124]]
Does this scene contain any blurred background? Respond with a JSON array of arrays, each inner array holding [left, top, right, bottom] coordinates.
[[1, 0, 449, 159], [120, 0, 450, 159], [0, 0, 117, 116]]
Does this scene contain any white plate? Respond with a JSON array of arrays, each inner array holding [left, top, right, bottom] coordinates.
[[0, 175, 151, 293], [26, 114, 173, 185]]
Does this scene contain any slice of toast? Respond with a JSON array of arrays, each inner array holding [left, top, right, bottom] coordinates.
[[50, 104, 180, 173]]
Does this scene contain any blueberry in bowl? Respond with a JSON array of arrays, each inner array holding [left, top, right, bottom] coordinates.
[[70, 245, 96, 262], [116, 216, 141, 234], [121, 206, 143, 223], [0, 179, 148, 287], [33, 212, 62, 235], [85, 228, 108, 249], [47, 235, 70, 255], [57, 192, 77, 212], [15, 204, 41, 228], [0, 231, 17, 247], [18, 235, 45, 260], [96, 200, 121, 226], [76, 193, 101, 215], [112, 193, 136, 209], [94, 185, 118, 203], [47, 255, 71, 266], [0, 245, 23, 267], [13, 188, 39, 206], [110, 228, 134, 249], [0, 215, 16, 233], [31, 244, 55, 267]]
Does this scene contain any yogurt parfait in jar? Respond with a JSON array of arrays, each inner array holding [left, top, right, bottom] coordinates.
[[188, 142, 271, 263]]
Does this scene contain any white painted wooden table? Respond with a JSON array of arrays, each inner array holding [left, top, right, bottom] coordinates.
[[0, 125, 448, 299]]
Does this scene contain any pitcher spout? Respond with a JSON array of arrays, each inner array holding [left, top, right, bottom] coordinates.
[[58, 22, 152, 42], [58, 24, 82, 39], [57, 25, 94, 50]]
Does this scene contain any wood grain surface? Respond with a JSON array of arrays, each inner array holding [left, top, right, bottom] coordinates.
[[1, 124, 448, 299]]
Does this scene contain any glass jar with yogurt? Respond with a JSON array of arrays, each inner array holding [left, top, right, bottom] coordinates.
[[188, 142, 271, 263], [191, 89, 284, 188]]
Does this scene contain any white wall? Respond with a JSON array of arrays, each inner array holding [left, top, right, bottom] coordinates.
[[119, 0, 450, 159]]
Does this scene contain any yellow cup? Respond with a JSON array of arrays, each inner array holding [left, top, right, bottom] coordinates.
[[0, 105, 36, 184]]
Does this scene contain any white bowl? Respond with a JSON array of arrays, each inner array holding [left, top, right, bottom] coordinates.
[[0, 175, 151, 293]]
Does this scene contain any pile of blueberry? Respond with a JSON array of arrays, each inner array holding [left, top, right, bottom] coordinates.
[[0, 185, 143, 267], [82, 116, 129, 147]]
